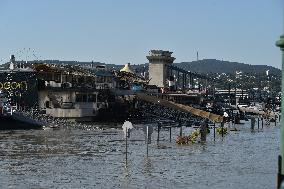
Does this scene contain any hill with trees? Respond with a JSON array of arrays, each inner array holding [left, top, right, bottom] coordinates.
[[176, 59, 280, 75]]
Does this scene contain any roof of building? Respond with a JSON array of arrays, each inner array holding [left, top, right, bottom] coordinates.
[[120, 63, 134, 74]]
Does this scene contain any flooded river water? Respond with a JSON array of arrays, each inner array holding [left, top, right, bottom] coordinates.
[[0, 120, 279, 189]]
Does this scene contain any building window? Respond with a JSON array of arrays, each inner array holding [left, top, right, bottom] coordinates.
[[76, 93, 95, 102]]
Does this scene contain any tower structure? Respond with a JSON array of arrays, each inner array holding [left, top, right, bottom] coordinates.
[[147, 50, 175, 88], [9, 55, 15, 70]]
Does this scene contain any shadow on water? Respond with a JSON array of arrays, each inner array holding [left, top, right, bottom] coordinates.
[[143, 157, 154, 175]]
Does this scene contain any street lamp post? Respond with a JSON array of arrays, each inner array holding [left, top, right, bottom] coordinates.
[[276, 34, 284, 188]]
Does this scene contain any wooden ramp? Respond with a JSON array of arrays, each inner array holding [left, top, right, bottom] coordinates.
[[136, 93, 223, 123]]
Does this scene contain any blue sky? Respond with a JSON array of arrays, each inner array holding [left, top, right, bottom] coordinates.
[[0, 0, 283, 68]]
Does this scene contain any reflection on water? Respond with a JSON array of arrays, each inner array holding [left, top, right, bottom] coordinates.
[[0, 121, 279, 189], [143, 157, 154, 174]]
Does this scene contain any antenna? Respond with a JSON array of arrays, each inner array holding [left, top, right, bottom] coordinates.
[[197, 51, 199, 61]]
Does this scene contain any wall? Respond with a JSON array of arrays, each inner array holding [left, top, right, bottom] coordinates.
[[148, 63, 166, 88]]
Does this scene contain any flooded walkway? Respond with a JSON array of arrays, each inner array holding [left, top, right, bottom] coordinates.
[[0, 121, 279, 189]]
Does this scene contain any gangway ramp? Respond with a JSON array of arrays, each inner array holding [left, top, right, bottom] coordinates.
[[136, 93, 223, 123]]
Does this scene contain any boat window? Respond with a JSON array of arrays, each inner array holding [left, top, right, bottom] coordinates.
[[76, 93, 96, 102], [76, 94, 83, 102], [54, 73, 61, 82], [61, 75, 67, 83], [66, 75, 73, 83], [45, 101, 50, 108], [82, 94, 87, 102], [86, 77, 93, 83], [88, 94, 96, 102], [97, 93, 104, 102], [78, 77, 84, 84]]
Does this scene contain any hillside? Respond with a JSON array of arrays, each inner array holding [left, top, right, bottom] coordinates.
[[1, 59, 280, 76], [177, 59, 281, 75]]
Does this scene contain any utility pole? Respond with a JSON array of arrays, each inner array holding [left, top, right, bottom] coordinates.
[[276, 21, 284, 188]]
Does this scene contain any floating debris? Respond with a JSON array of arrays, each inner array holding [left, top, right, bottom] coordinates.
[[176, 129, 200, 145]]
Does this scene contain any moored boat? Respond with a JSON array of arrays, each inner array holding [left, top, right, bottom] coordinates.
[[0, 91, 44, 129]]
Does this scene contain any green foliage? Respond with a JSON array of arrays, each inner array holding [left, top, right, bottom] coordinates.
[[176, 129, 200, 145], [216, 127, 227, 135]]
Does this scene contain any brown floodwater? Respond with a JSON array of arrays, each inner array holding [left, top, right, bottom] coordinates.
[[0, 120, 279, 189]]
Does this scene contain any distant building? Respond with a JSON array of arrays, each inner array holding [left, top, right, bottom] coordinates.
[[215, 89, 249, 98], [235, 71, 243, 79], [215, 88, 249, 105]]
